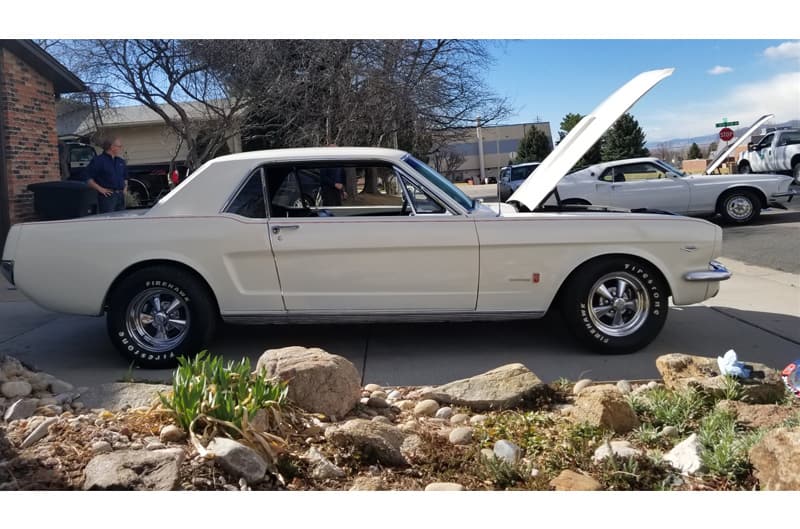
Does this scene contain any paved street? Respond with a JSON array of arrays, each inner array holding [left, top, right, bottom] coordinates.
[[2, 190, 798, 393]]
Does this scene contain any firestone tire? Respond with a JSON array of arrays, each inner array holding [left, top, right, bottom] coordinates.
[[106, 266, 217, 368], [560, 257, 669, 354]]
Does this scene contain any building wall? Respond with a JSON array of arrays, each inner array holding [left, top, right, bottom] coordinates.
[[435, 122, 552, 182], [93, 123, 242, 166], [0, 47, 60, 226]]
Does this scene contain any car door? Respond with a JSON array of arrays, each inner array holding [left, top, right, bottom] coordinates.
[[750, 133, 774, 172], [595, 162, 691, 213], [265, 161, 479, 312]]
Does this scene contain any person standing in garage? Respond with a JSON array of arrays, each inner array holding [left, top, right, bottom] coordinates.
[[83, 137, 128, 213]]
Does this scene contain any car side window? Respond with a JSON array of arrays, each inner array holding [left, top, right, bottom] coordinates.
[[601, 163, 664, 182], [780, 132, 800, 146], [225, 169, 266, 218], [757, 134, 774, 149], [264, 162, 446, 218]]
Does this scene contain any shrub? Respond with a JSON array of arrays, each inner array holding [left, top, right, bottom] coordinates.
[[159, 351, 288, 434]]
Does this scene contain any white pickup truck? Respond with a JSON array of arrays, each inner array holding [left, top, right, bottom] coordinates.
[[738, 127, 800, 183]]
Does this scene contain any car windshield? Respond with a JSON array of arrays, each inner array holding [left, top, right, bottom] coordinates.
[[659, 160, 686, 176], [403, 154, 474, 211]]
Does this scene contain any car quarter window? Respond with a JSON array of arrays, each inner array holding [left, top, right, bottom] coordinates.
[[224, 168, 267, 218], [600, 163, 665, 182], [780, 132, 800, 146], [264, 162, 447, 218]]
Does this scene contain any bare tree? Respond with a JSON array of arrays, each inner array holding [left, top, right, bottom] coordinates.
[[44, 40, 254, 170], [431, 148, 466, 179], [190, 40, 512, 157]]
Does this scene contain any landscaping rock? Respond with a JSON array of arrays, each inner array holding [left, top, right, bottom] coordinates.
[[419, 363, 549, 412], [592, 440, 642, 462], [349, 477, 385, 491], [655, 353, 786, 404], [748, 427, 800, 490], [481, 448, 495, 461], [469, 414, 488, 425], [364, 384, 382, 393], [207, 437, 268, 484], [78, 382, 171, 411], [386, 390, 402, 401], [19, 417, 57, 448], [664, 433, 704, 475], [159, 424, 186, 443], [91, 441, 113, 455], [371, 415, 392, 425], [414, 399, 439, 417], [550, 470, 602, 491], [367, 397, 389, 408], [305, 447, 346, 480], [715, 400, 796, 429], [49, 379, 74, 395], [325, 418, 409, 466], [573, 379, 592, 395], [493, 440, 521, 465], [435, 406, 453, 420], [370, 390, 388, 400], [394, 400, 416, 412], [1, 380, 32, 399], [616, 380, 632, 395], [568, 385, 639, 433], [448, 427, 473, 445], [83, 448, 185, 490], [256, 346, 361, 418], [425, 482, 465, 491], [658, 426, 679, 439], [450, 413, 469, 425], [3, 398, 38, 422]]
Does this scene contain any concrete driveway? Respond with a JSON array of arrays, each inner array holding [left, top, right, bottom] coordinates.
[[2, 257, 798, 389]]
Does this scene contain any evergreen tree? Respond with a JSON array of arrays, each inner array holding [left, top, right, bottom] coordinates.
[[687, 142, 703, 159], [514, 126, 553, 163], [706, 142, 718, 158], [601, 113, 650, 162], [559, 112, 602, 167]]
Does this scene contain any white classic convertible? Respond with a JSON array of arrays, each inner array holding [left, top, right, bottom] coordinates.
[[1, 68, 733, 367]]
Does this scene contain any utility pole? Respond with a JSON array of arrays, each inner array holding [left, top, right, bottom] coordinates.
[[476, 116, 486, 184]]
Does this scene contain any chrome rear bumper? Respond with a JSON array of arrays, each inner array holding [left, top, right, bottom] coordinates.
[[684, 260, 732, 282]]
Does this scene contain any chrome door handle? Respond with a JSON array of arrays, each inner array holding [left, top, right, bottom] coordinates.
[[271, 224, 300, 234]]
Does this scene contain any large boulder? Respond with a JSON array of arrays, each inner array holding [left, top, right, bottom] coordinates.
[[255, 346, 361, 418], [324, 418, 409, 466], [715, 400, 797, 430], [418, 363, 549, 412], [83, 448, 185, 490], [655, 353, 786, 404], [748, 427, 800, 490], [567, 385, 639, 434]]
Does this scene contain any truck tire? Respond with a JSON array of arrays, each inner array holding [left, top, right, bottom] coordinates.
[[793, 161, 800, 184], [738, 162, 751, 174], [106, 266, 217, 368], [560, 257, 669, 354], [718, 189, 761, 225]]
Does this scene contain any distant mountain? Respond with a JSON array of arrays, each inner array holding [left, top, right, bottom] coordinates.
[[646, 119, 800, 149]]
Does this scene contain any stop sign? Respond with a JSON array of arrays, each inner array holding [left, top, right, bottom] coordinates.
[[720, 127, 734, 141]]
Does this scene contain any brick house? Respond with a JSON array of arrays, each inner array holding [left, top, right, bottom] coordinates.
[[0, 40, 86, 249]]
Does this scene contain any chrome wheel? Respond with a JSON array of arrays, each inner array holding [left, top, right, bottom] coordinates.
[[125, 287, 190, 353], [587, 272, 649, 338], [725, 195, 753, 221]]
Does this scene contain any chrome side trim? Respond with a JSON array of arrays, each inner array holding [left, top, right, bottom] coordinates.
[[222, 310, 547, 325], [771, 189, 799, 198], [684, 260, 732, 282]]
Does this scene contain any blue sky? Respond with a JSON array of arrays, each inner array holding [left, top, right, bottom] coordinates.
[[483, 40, 800, 144]]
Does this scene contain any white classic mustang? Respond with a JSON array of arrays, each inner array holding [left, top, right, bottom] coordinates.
[[2, 68, 733, 367]]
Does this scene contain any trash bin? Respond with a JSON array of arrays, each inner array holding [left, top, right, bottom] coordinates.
[[27, 181, 98, 220]]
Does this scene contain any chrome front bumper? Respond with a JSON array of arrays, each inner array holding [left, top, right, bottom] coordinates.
[[684, 260, 732, 282], [771, 188, 799, 200]]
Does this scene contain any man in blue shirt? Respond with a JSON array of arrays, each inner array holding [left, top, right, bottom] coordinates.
[[83, 137, 128, 213]]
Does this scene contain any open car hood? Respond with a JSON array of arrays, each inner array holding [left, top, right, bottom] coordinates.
[[508, 68, 674, 210], [705, 113, 774, 174]]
